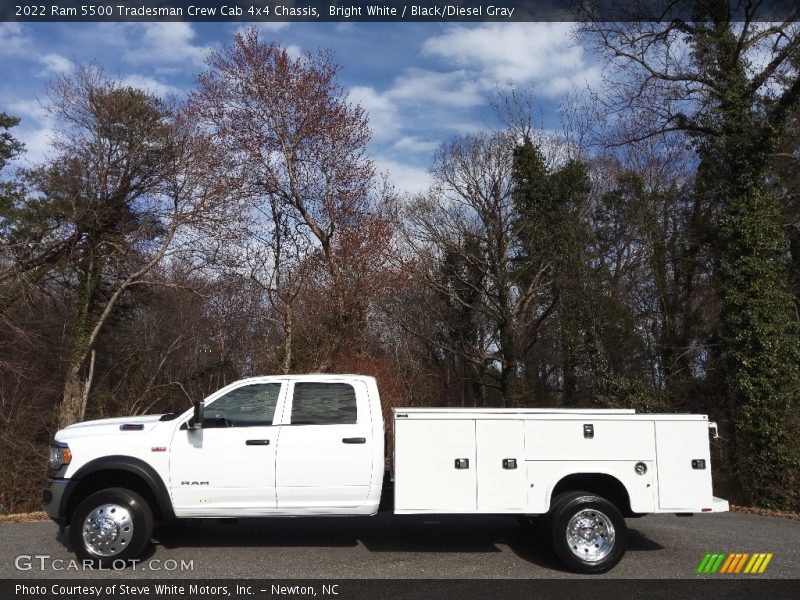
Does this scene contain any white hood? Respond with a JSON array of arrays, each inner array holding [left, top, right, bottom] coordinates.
[[56, 414, 167, 441]]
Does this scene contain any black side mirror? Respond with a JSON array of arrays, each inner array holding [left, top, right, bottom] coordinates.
[[189, 400, 205, 430]]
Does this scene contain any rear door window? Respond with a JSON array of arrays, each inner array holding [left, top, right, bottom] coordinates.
[[290, 382, 357, 425]]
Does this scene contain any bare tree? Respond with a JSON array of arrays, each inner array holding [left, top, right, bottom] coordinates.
[[244, 195, 313, 374], [582, 5, 800, 148], [189, 27, 386, 370]]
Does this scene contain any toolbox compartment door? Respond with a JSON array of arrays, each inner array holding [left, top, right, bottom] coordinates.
[[476, 420, 526, 511], [394, 419, 476, 511], [655, 420, 713, 510]]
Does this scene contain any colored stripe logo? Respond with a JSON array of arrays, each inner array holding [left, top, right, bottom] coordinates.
[[697, 552, 773, 574]]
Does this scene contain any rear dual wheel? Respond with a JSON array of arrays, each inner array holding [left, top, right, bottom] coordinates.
[[548, 491, 627, 574]]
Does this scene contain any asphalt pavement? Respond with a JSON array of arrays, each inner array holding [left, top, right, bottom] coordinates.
[[1, 512, 798, 579]]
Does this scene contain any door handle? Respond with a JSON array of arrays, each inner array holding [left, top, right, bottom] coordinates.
[[342, 437, 366, 444], [245, 439, 270, 446]]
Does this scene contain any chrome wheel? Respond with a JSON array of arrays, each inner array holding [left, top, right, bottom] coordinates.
[[565, 508, 616, 562], [82, 503, 134, 557]]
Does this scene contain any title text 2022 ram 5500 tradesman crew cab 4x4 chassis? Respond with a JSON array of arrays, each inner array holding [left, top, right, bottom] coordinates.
[[43, 374, 728, 574]]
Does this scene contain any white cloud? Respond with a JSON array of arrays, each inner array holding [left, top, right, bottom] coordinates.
[[39, 53, 72, 75], [123, 23, 209, 67], [258, 22, 291, 33], [152, 66, 183, 76], [349, 85, 400, 141], [7, 99, 48, 121], [230, 23, 300, 58], [285, 44, 303, 60], [0, 22, 30, 55], [374, 157, 432, 195], [19, 126, 55, 165], [422, 23, 599, 97], [5, 99, 55, 165], [50, 23, 211, 71], [388, 68, 484, 108], [352, 84, 482, 147], [233, 22, 291, 40], [393, 136, 440, 154], [348, 26, 574, 154], [4, 91, 54, 165], [349, 67, 485, 145], [335, 22, 356, 34], [119, 74, 182, 97]]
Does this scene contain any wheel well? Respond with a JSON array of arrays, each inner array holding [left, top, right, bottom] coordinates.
[[65, 470, 160, 523], [550, 473, 634, 516]]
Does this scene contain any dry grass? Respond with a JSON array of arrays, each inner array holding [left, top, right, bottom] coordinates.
[[0, 511, 49, 523], [731, 504, 800, 521]]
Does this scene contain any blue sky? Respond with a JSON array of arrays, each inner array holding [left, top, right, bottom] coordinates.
[[0, 21, 600, 193]]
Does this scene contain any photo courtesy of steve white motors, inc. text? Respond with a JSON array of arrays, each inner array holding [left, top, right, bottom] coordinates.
[[14, 583, 316, 597]]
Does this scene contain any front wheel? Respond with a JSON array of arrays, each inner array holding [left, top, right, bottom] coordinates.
[[549, 491, 627, 574], [69, 487, 153, 565]]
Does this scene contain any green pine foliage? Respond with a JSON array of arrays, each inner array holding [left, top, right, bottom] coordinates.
[[512, 138, 653, 410], [0, 113, 24, 218]]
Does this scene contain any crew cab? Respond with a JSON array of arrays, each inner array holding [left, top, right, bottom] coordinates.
[[43, 374, 728, 573]]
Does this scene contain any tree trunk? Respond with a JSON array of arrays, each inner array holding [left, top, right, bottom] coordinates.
[[79, 349, 96, 422], [58, 364, 88, 429], [58, 250, 97, 429], [282, 304, 293, 374]]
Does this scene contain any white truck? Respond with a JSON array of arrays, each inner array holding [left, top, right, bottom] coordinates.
[[43, 374, 728, 574]]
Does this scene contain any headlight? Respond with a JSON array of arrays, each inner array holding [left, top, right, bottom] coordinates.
[[48, 444, 72, 470]]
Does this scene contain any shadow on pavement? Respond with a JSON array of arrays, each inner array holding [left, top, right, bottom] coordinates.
[[49, 511, 664, 574], [102, 513, 664, 574], [626, 527, 665, 551]]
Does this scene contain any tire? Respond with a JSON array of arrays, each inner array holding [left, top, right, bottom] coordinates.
[[69, 487, 153, 565], [549, 491, 627, 574]]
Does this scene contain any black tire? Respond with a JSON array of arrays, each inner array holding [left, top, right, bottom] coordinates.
[[69, 487, 153, 566], [549, 491, 627, 574]]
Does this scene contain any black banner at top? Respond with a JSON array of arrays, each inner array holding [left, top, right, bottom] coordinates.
[[2, 1, 800, 23]]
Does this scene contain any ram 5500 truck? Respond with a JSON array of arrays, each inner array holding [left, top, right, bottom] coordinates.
[[43, 374, 728, 573]]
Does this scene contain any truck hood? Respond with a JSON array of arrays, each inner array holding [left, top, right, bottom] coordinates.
[[56, 414, 166, 441]]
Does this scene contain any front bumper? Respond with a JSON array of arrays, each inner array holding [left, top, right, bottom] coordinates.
[[41, 478, 71, 525]]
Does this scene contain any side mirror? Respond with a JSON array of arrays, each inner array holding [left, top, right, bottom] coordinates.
[[189, 400, 205, 430]]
